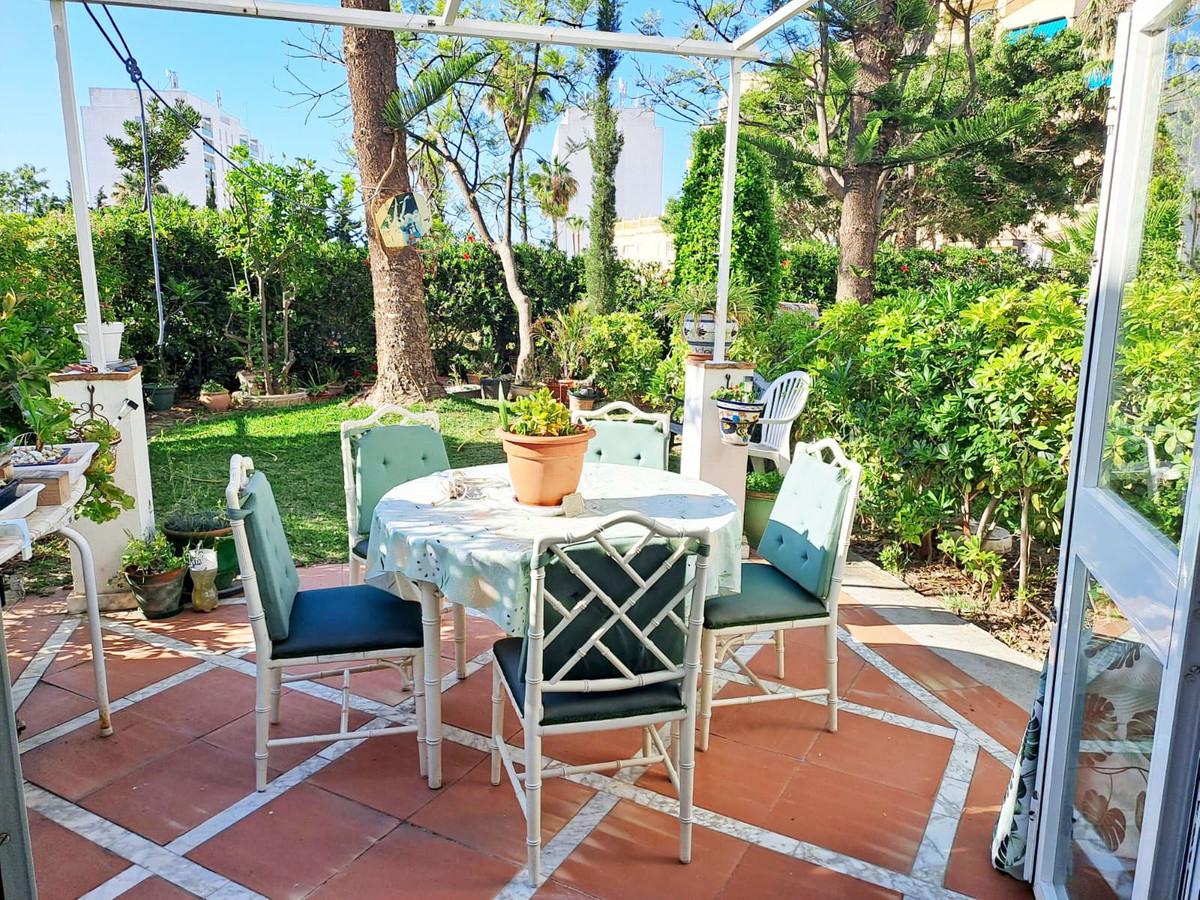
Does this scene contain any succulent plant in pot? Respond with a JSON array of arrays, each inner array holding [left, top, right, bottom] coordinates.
[[122, 529, 189, 619], [498, 387, 594, 507]]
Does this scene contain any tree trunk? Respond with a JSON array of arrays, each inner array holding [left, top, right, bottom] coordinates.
[[1018, 487, 1031, 606], [835, 166, 883, 304], [496, 241, 534, 379], [342, 0, 444, 403], [257, 273, 271, 392]]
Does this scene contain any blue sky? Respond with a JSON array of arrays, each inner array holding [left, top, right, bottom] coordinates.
[[1, 0, 712, 237]]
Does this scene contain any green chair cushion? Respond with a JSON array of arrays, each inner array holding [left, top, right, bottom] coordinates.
[[270, 584, 423, 660], [584, 420, 668, 470], [758, 452, 850, 599], [353, 424, 450, 535], [703, 561, 828, 630], [494, 637, 683, 727], [228, 471, 299, 642]]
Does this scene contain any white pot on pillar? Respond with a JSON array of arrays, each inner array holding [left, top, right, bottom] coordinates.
[[73, 321, 125, 365]]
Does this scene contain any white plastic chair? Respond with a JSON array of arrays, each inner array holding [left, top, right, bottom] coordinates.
[[748, 371, 812, 475]]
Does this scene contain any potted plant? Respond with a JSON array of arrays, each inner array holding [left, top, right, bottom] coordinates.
[[161, 509, 238, 592], [73, 321, 125, 364], [11, 386, 73, 464], [498, 387, 595, 507], [511, 377, 538, 398], [712, 380, 765, 446], [122, 529, 189, 619], [744, 469, 784, 550], [665, 281, 759, 360], [199, 380, 233, 413], [144, 355, 178, 413], [568, 380, 603, 413], [481, 370, 515, 402], [535, 303, 590, 401]]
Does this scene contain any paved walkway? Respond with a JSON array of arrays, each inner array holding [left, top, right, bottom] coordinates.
[[6, 564, 1035, 899]]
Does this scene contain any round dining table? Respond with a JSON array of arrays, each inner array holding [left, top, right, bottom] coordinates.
[[362, 462, 742, 788]]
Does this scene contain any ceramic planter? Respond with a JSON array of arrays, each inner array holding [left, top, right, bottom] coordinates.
[[199, 389, 232, 413], [481, 377, 514, 401], [715, 398, 765, 446], [126, 566, 187, 619], [568, 392, 599, 413], [683, 311, 740, 360], [498, 427, 595, 506], [145, 383, 178, 412], [73, 321, 125, 364], [743, 489, 779, 550], [511, 383, 537, 398]]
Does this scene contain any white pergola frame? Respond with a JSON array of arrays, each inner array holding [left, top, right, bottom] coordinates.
[[48, 0, 815, 371]]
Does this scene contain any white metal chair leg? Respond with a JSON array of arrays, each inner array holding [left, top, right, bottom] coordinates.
[[254, 663, 271, 791], [642, 726, 653, 759], [490, 660, 504, 786], [825, 620, 838, 733], [453, 603, 467, 680], [419, 582, 444, 788], [775, 629, 786, 678], [699, 630, 716, 751], [670, 720, 681, 771], [349, 552, 364, 586], [60, 526, 112, 736], [269, 668, 283, 724], [413, 652, 427, 777], [525, 730, 543, 887], [678, 712, 697, 864]]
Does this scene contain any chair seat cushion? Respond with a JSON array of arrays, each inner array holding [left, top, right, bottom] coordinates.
[[352, 537, 369, 560], [703, 562, 829, 630], [270, 585, 423, 660], [493, 638, 683, 727]]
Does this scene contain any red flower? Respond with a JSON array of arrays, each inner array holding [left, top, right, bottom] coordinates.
[[781, 259, 790, 268], [467, 234, 476, 243], [463, 252, 471, 260], [900, 264, 910, 273], [370, 363, 378, 372], [352, 370, 363, 378]]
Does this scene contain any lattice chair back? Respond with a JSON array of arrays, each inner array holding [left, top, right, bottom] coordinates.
[[757, 371, 812, 461], [226, 455, 299, 657], [522, 513, 710, 724], [339, 405, 444, 543], [571, 401, 671, 470]]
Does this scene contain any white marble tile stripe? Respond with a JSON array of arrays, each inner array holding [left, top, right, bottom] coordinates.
[[78, 864, 156, 900], [23, 783, 266, 899], [11, 618, 79, 710], [911, 735, 979, 886]]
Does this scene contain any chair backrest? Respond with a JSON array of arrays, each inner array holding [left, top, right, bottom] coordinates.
[[339, 405, 445, 543], [572, 401, 670, 470], [757, 439, 861, 605], [757, 371, 812, 455], [226, 456, 299, 647], [523, 512, 711, 718]]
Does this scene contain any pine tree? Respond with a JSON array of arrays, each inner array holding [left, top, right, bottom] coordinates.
[[584, 0, 623, 312]]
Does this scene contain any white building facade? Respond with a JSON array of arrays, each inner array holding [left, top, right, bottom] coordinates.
[[550, 104, 664, 253], [81, 84, 263, 209]]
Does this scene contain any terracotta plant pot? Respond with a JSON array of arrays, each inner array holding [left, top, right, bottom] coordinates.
[[467, 373, 482, 385], [552, 379, 576, 403], [498, 427, 595, 506], [568, 393, 599, 413], [199, 390, 232, 413], [125, 566, 187, 619]]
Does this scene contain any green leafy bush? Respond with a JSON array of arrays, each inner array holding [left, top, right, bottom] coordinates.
[[584, 311, 664, 402], [122, 529, 188, 575], [746, 470, 784, 494]]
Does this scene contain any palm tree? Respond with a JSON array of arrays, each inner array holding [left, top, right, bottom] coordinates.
[[565, 214, 586, 255], [528, 156, 578, 247]]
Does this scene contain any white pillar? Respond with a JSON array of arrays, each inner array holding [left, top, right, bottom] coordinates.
[[50, 369, 155, 611], [50, 0, 108, 372], [680, 359, 753, 521], [712, 58, 742, 364]]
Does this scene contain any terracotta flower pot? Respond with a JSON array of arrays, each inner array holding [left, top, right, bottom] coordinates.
[[199, 390, 232, 413], [125, 566, 187, 619], [498, 427, 595, 506]]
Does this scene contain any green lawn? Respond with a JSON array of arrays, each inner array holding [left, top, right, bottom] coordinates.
[[149, 396, 506, 565]]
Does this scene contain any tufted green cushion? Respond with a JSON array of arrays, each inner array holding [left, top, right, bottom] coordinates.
[[228, 471, 300, 642], [353, 424, 450, 535], [584, 420, 668, 470], [758, 453, 850, 600], [703, 561, 827, 629]]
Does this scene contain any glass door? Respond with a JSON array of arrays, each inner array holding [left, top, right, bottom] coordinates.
[[1034, 0, 1200, 897]]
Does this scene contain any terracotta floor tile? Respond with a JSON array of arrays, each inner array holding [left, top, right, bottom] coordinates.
[[945, 751, 1034, 900], [745, 627, 866, 695], [310, 822, 520, 897], [553, 800, 748, 900], [638, 733, 801, 828], [538, 726, 648, 769], [28, 809, 129, 900], [117, 875, 198, 898], [443, 666, 522, 740], [934, 685, 1031, 754], [309, 733, 483, 820], [537, 879, 601, 898], [4, 611, 66, 683], [441, 610, 505, 662], [298, 563, 349, 590], [21, 710, 195, 801], [15, 681, 96, 738], [764, 764, 932, 872], [81, 739, 268, 844], [410, 758, 595, 865], [186, 783, 397, 899], [134, 605, 253, 653], [841, 619, 922, 650], [315, 664, 416, 707], [708, 682, 826, 761], [200, 689, 371, 773], [805, 705, 953, 799], [870, 644, 980, 693], [5, 591, 69, 619], [720, 844, 903, 899], [844, 664, 948, 726], [43, 633, 199, 701], [128, 668, 256, 739]]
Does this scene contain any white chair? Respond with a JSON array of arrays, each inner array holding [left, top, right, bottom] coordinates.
[[490, 512, 711, 885], [699, 439, 861, 748], [572, 401, 672, 470], [226, 455, 428, 790], [340, 404, 469, 679], [748, 371, 812, 475]]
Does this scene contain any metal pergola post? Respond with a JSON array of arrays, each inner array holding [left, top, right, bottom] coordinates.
[[712, 58, 742, 364]]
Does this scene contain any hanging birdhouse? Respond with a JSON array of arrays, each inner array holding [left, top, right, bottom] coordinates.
[[372, 191, 431, 252]]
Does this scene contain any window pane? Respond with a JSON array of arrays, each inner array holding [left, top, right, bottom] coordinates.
[[1100, 3, 1200, 543], [1063, 578, 1162, 898]]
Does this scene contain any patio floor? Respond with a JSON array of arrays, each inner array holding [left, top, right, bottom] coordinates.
[[7, 563, 1034, 900]]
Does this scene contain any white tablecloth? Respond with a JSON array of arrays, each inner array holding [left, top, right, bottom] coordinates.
[[364, 463, 742, 634]]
